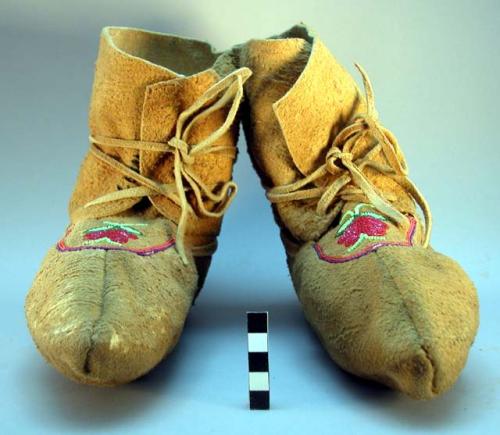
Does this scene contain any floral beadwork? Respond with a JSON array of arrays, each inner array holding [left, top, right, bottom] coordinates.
[[336, 204, 388, 252], [83, 221, 146, 246], [56, 220, 176, 256], [313, 209, 417, 264]]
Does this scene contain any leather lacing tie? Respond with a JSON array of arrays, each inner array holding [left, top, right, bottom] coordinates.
[[84, 67, 252, 264], [267, 64, 432, 247]]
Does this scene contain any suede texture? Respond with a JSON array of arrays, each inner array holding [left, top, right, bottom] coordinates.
[[25, 24, 480, 396], [292, 244, 478, 399], [26, 27, 242, 386], [70, 27, 239, 248], [240, 25, 479, 399], [26, 218, 196, 386]]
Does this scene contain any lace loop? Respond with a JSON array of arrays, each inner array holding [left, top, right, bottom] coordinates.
[[84, 67, 252, 263], [325, 147, 354, 175], [267, 64, 432, 247]]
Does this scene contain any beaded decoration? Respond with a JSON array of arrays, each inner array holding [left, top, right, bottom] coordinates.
[[335, 204, 388, 252], [56, 221, 175, 256], [83, 221, 146, 246], [314, 204, 417, 264]]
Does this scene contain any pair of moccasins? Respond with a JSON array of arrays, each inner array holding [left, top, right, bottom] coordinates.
[[26, 24, 478, 400]]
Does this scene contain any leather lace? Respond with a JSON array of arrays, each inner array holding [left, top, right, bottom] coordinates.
[[267, 64, 432, 247], [84, 67, 252, 263]]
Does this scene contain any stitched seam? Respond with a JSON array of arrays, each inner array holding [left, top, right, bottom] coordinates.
[[375, 251, 437, 394], [420, 345, 438, 394], [83, 250, 107, 374]]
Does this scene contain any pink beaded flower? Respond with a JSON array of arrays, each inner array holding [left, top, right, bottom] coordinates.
[[336, 204, 388, 252], [83, 221, 146, 245]]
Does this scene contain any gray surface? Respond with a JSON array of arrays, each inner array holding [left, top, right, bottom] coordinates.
[[1, 0, 499, 434]]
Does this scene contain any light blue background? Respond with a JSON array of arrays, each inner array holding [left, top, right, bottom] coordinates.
[[1, 0, 499, 434]]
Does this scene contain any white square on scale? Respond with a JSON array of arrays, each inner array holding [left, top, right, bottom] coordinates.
[[247, 332, 268, 352], [248, 372, 269, 391]]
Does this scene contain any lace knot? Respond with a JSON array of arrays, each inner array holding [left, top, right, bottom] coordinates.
[[168, 137, 195, 165], [84, 67, 252, 264]]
